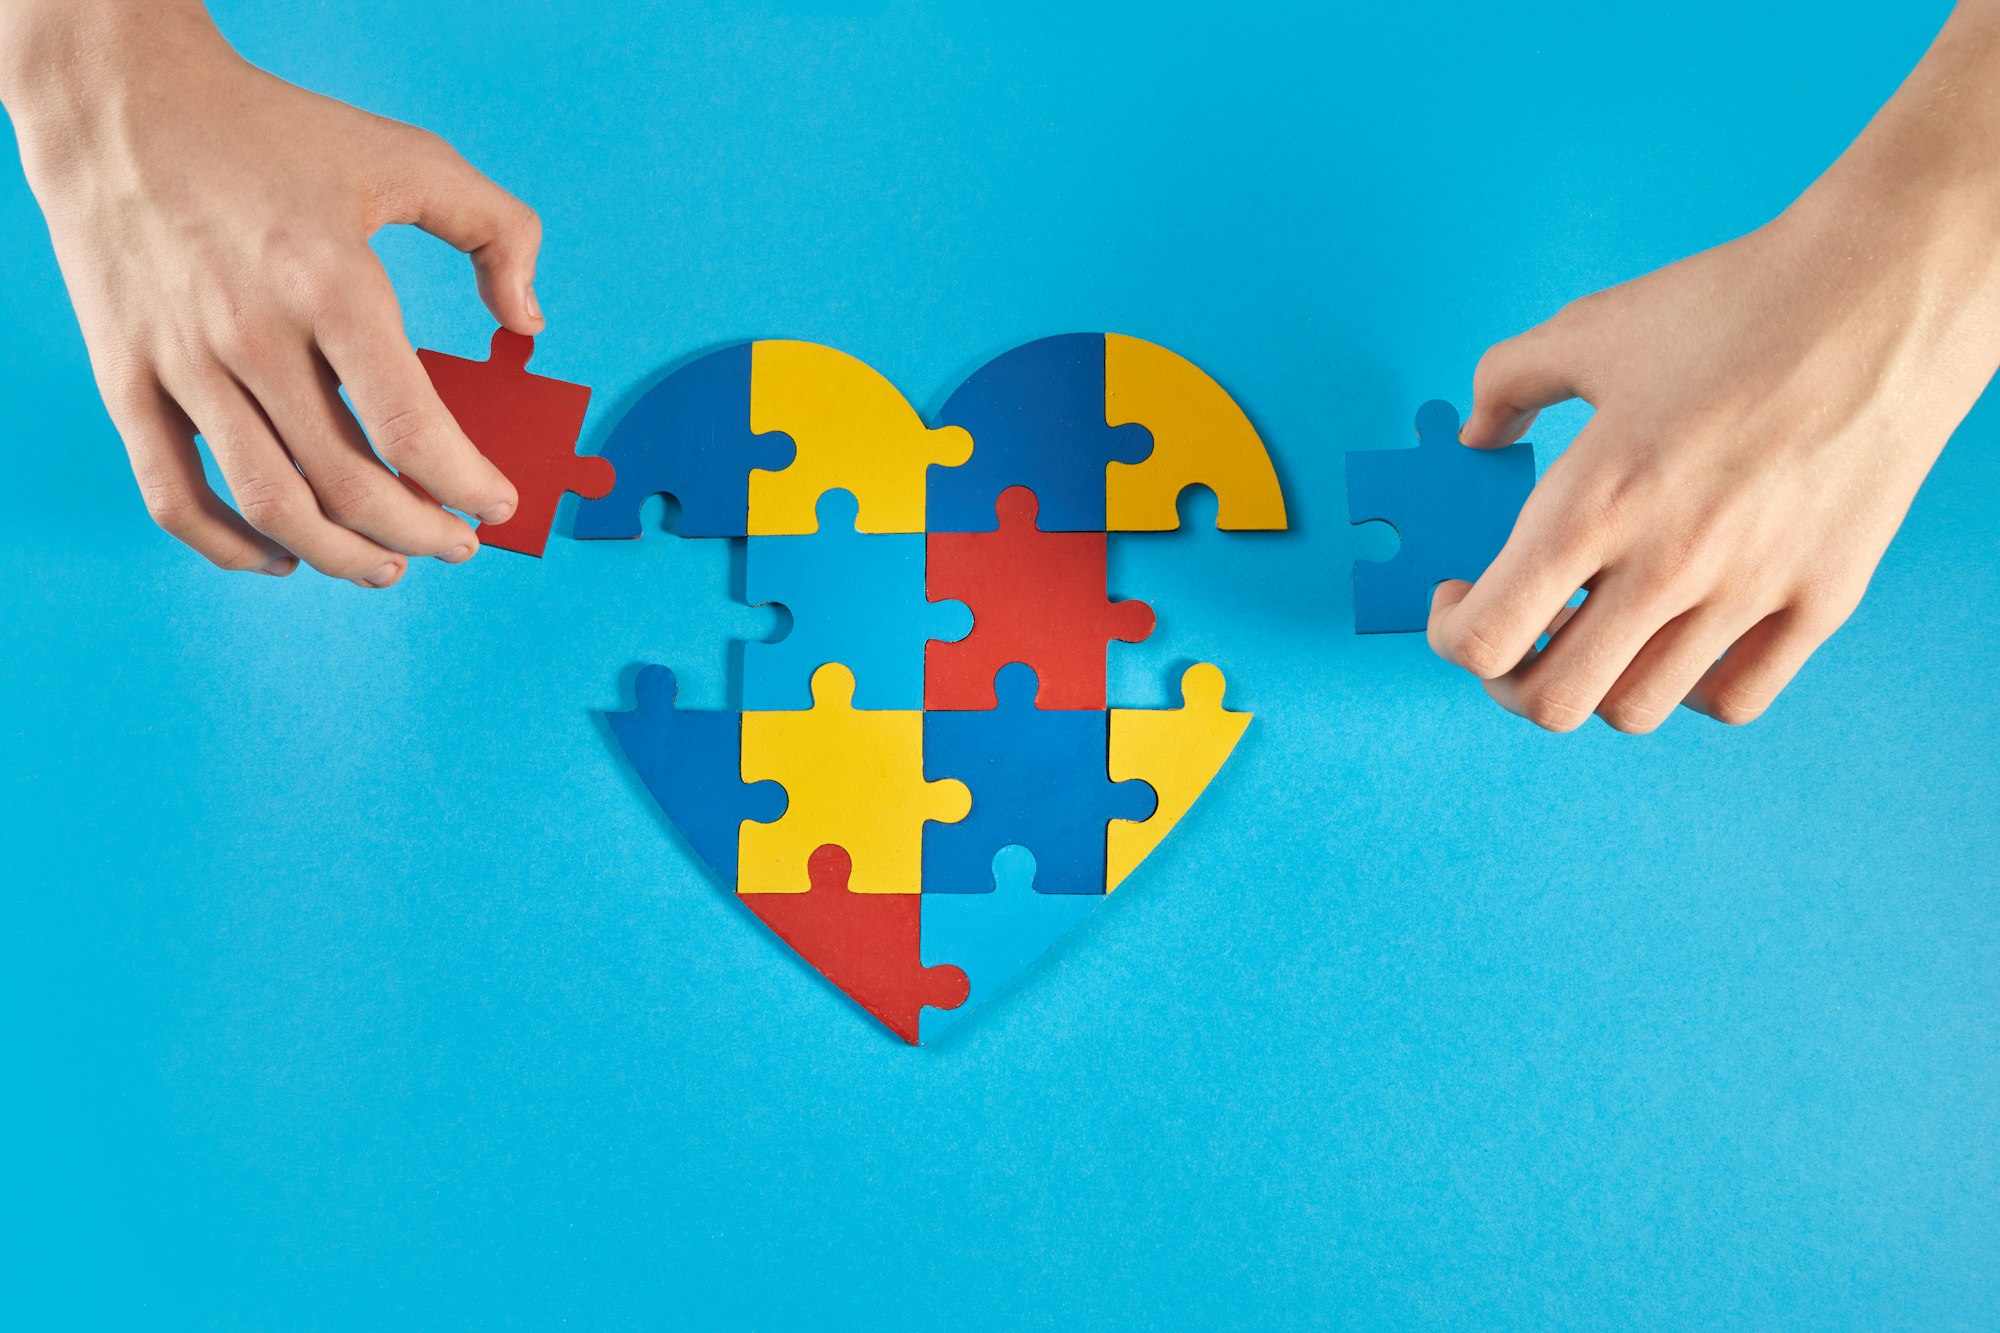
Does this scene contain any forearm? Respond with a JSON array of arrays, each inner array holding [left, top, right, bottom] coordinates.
[[0, 0, 223, 131]]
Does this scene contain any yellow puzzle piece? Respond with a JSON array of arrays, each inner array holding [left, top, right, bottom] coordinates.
[[746, 340, 974, 534], [740, 664, 972, 893], [1103, 333, 1288, 531], [1106, 664, 1252, 891]]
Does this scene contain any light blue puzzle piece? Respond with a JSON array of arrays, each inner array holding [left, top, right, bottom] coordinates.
[[1345, 399, 1536, 634], [918, 845, 1102, 1043]]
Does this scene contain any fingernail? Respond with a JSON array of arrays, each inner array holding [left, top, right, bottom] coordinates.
[[525, 284, 542, 322], [438, 544, 475, 563], [478, 501, 516, 525], [258, 556, 298, 576], [355, 561, 402, 589]]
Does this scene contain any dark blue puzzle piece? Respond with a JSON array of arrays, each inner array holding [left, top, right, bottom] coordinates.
[[744, 490, 972, 710], [922, 664, 1156, 894], [1346, 399, 1536, 633], [918, 845, 1102, 1044], [926, 334, 1154, 533], [573, 343, 796, 539], [607, 665, 787, 881]]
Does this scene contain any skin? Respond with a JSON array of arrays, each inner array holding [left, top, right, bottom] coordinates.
[[2, 3, 1994, 723]]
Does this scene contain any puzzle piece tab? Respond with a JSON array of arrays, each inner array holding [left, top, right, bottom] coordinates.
[[572, 343, 796, 539], [740, 665, 971, 893], [746, 844, 970, 1044], [607, 665, 787, 882], [1103, 334, 1287, 531], [1346, 399, 1536, 633], [747, 341, 972, 534], [1107, 664, 1250, 891], [416, 329, 609, 556], [924, 664, 1156, 894], [918, 845, 1102, 1044], [745, 491, 971, 711], [926, 334, 1153, 533], [925, 486, 1154, 711]]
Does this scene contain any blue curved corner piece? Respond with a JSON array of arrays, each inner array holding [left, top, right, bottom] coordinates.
[[1346, 399, 1536, 634]]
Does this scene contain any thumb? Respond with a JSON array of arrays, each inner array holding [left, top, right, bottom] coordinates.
[[386, 129, 546, 335], [1461, 319, 1583, 449]]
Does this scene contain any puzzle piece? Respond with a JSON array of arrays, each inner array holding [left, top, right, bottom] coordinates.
[[926, 334, 1153, 533], [606, 665, 788, 881], [415, 329, 609, 556], [747, 340, 972, 534], [925, 486, 1154, 711], [1103, 334, 1288, 531], [917, 845, 1102, 1044], [1346, 399, 1536, 633], [744, 491, 972, 711], [740, 664, 971, 893], [1107, 664, 1250, 891], [745, 844, 969, 1044], [923, 664, 1156, 894], [572, 343, 796, 539]]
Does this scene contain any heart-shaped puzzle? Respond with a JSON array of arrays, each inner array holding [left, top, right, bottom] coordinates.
[[422, 331, 1288, 1042]]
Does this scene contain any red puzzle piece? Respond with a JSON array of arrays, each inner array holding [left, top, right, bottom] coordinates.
[[414, 329, 612, 556], [743, 845, 969, 1044], [925, 486, 1155, 710]]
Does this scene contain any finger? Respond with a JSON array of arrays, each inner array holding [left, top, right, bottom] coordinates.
[[107, 379, 296, 574], [1484, 570, 1682, 732], [315, 266, 518, 524], [175, 370, 409, 586], [1686, 607, 1833, 726], [1461, 318, 1587, 449], [382, 128, 544, 333], [1594, 603, 1762, 735], [238, 345, 479, 561]]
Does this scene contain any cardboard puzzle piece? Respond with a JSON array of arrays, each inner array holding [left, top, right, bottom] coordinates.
[[415, 329, 609, 556], [607, 665, 787, 881], [747, 340, 973, 535], [1346, 399, 1536, 633], [917, 845, 1102, 1044], [1107, 664, 1251, 891], [744, 491, 972, 711], [923, 664, 1156, 894], [572, 343, 796, 539], [745, 844, 970, 1044], [924, 486, 1154, 711], [1103, 334, 1288, 531], [926, 334, 1153, 533], [740, 664, 971, 894]]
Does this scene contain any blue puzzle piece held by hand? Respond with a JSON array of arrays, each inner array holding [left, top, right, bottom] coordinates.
[[607, 665, 787, 881], [926, 334, 1154, 533], [744, 490, 973, 711], [918, 845, 1102, 1044], [923, 664, 1157, 894], [1346, 399, 1537, 633], [573, 344, 796, 539]]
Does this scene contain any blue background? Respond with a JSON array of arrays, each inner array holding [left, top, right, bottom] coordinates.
[[3, 1, 1995, 1326]]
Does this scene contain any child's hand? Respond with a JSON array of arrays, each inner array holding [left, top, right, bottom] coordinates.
[[0, 1, 542, 585], [1428, 3, 2000, 731]]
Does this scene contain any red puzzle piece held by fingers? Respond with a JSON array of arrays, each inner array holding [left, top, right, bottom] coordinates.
[[925, 486, 1155, 710], [742, 845, 969, 1043], [414, 329, 612, 556]]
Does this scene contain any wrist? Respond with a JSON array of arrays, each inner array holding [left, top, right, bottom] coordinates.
[[0, 0, 225, 153]]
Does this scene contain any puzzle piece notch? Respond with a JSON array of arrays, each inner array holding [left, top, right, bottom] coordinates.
[[917, 844, 1102, 1044], [414, 328, 609, 556], [1103, 334, 1287, 531], [924, 663, 1156, 894], [925, 486, 1155, 711], [1346, 399, 1536, 633], [744, 490, 972, 711], [572, 343, 797, 540], [740, 664, 971, 894], [927, 334, 1154, 533], [606, 666, 787, 882], [745, 844, 969, 1044], [1107, 664, 1251, 891], [747, 340, 973, 535]]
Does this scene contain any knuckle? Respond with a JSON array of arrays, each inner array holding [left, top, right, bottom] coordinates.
[[313, 467, 393, 528], [134, 473, 201, 537], [1438, 618, 1516, 680], [232, 470, 307, 535], [1705, 687, 1770, 727], [1598, 696, 1667, 735], [1520, 687, 1593, 733], [369, 404, 447, 469]]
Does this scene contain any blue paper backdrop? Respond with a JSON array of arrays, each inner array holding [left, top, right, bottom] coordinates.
[[2, 1, 1994, 1326]]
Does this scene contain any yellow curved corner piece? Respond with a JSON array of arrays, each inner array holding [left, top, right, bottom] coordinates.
[[740, 664, 970, 893], [746, 340, 973, 534], [1103, 334, 1287, 531], [1106, 664, 1251, 891]]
